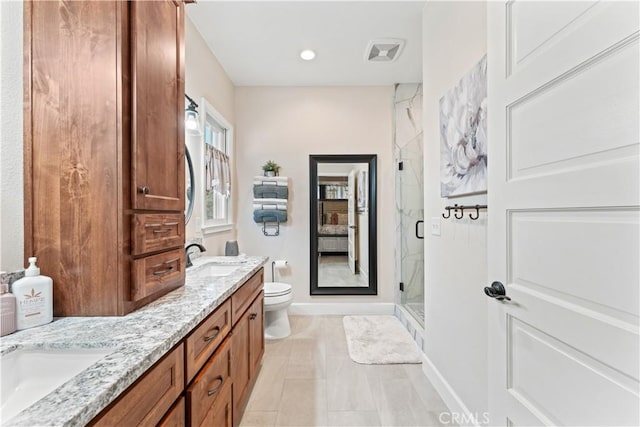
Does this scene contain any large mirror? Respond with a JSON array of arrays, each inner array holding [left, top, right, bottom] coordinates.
[[310, 155, 377, 295]]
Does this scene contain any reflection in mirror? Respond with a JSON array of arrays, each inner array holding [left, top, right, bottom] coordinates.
[[185, 145, 195, 224], [310, 155, 377, 295]]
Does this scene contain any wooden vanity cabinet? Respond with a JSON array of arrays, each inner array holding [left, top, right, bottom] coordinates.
[[185, 299, 232, 383], [186, 337, 233, 427], [248, 295, 265, 375], [195, 270, 264, 427], [90, 269, 265, 426], [231, 292, 265, 423], [90, 344, 185, 427], [159, 398, 186, 427], [24, 0, 186, 316]]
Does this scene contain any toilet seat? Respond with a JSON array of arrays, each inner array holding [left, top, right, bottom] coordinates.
[[264, 282, 292, 298]]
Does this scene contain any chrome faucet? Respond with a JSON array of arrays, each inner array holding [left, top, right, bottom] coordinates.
[[185, 243, 206, 268]]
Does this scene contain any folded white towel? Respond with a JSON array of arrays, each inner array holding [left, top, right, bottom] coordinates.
[[253, 198, 287, 210], [253, 203, 287, 210], [253, 176, 288, 187], [253, 198, 288, 204]]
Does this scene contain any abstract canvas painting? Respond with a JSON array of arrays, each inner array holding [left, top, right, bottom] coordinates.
[[440, 55, 487, 197]]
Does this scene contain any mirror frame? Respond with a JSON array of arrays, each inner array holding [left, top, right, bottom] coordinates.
[[309, 154, 377, 295]]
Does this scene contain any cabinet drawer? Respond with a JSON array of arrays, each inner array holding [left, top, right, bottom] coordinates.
[[187, 337, 232, 427], [92, 343, 184, 426], [132, 213, 185, 256], [231, 269, 264, 325], [132, 248, 185, 302], [185, 299, 231, 383], [158, 397, 185, 427], [200, 380, 232, 427]]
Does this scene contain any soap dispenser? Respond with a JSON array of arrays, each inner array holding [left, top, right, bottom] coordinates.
[[12, 257, 53, 330], [0, 274, 17, 336]]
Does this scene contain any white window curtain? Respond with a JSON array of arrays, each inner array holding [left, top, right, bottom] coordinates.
[[204, 144, 230, 198]]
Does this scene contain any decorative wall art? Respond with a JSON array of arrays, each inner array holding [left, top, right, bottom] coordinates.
[[439, 55, 487, 197]]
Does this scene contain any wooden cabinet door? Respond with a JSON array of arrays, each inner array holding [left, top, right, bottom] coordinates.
[[230, 311, 251, 422], [187, 337, 232, 427], [131, 0, 185, 211], [158, 397, 185, 427], [91, 344, 184, 426], [248, 292, 264, 375]]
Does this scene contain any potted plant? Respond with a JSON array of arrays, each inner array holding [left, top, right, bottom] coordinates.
[[262, 160, 280, 177]]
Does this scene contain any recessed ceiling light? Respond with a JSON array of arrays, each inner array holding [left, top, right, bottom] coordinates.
[[300, 49, 316, 61]]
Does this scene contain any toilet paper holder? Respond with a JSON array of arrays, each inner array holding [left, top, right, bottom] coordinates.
[[271, 260, 288, 282]]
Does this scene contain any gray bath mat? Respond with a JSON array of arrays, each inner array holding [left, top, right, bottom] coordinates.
[[343, 315, 422, 364]]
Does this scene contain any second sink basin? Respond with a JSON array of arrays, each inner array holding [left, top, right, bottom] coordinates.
[[1, 347, 114, 423], [196, 263, 240, 277]]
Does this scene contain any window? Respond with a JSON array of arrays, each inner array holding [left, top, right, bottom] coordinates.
[[200, 99, 233, 233]]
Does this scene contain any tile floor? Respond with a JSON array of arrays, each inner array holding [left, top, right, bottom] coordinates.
[[317, 256, 368, 287], [240, 316, 452, 427]]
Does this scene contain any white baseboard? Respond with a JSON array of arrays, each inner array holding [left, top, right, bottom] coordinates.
[[421, 353, 480, 427], [289, 302, 395, 316]]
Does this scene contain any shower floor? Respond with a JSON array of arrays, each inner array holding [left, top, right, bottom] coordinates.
[[404, 302, 425, 327]]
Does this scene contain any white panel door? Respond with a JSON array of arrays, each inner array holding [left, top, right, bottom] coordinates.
[[348, 170, 358, 273], [487, 2, 640, 426]]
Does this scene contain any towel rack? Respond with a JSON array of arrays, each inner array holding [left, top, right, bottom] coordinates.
[[254, 175, 288, 236], [262, 221, 280, 236], [442, 204, 487, 220]]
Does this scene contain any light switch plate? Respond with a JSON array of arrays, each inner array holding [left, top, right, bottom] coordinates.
[[430, 217, 441, 236]]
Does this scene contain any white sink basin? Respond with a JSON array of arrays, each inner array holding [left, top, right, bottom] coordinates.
[[1, 347, 113, 422], [196, 263, 239, 277]]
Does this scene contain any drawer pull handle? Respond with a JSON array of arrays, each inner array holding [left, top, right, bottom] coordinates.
[[152, 229, 172, 235], [145, 222, 179, 228], [153, 266, 175, 276], [207, 376, 224, 397], [203, 326, 221, 342], [249, 313, 257, 320]]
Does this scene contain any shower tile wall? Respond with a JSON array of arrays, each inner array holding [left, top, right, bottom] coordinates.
[[394, 83, 424, 326]]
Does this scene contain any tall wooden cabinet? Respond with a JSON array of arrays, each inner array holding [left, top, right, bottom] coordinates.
[[24, 0, 186, 316]]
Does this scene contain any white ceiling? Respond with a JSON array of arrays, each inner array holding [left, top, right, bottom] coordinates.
[[186, 1, 424, 86]]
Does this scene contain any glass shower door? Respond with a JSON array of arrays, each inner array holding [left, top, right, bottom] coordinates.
[[398, 147, 424, 326], [394, 84, 424, 327]]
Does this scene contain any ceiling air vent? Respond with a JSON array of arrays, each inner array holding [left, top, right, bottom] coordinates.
[[365, 39, 405, 63]]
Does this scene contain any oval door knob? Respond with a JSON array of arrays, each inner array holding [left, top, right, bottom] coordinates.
[[138, 186, 150, 195], [484, 281, 511, 301]]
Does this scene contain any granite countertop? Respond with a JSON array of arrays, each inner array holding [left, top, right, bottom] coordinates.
[[0, 255, 268, 427]]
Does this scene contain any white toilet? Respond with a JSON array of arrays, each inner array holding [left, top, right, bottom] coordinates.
[[263, 282, 293, 339]]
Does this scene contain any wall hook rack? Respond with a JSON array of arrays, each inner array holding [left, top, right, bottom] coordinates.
[[442, 204, 487, 221], [262, 221, 280, 236]]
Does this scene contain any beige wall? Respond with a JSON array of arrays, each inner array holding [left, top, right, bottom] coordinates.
[[185, 17, 236, 255], [235, 86, 394, 304], [422, 0, 488, 415]]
